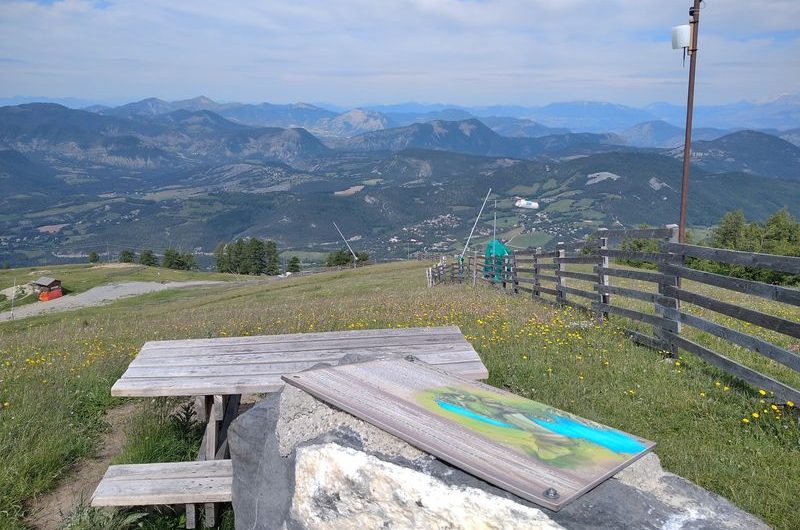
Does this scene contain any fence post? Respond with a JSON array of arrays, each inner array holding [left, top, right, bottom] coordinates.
[[556, 242, 567, 305], [511, 251, 519, 295], [473, 250, 478, 287], [596, 228, 609, 323], [532, 248, 541, 299], [655, 224, 681, 355]]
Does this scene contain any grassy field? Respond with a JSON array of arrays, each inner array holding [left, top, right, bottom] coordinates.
[[0, 261, 798, 528], [0, 263, 233, 312]]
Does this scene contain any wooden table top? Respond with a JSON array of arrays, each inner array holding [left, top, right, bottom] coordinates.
[[111, 326, 488, 397]]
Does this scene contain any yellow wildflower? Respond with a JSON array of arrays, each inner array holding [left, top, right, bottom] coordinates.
[[788, 401, 795, 408], [752, 412, 759, 419], [758, 389, 766, 396], [742, 418, 749, 424]]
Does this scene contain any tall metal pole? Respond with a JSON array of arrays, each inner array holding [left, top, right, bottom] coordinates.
[[493, 201, 497, 242], [333, 222, 359, 267], [678, 0, 701, 243], [460, 188, 492, 259]]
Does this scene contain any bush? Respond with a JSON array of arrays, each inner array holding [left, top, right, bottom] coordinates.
[[118, 250, 134, 263], [692, 209, 800, 286], [162, 248, 196, 271], [88, 251, 100, 264], [287, 256, 301, 273], [139, 249, 158, 267]]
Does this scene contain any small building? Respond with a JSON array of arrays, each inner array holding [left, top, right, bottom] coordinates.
[[32, 276, 63, 301]]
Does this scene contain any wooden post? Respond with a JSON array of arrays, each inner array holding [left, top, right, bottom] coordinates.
[[597, 228, 609, 323], [556, 242, 567, 305], [532, 248, 541, 299], [473, 250, 478, 287], [655, 225, 681, 356], [511, 251, 519, 295]]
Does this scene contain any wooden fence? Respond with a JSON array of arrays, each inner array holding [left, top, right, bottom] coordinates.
[[426, 226, 800, 403]]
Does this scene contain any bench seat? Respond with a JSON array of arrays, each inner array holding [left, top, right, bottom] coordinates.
[[91, 460, 232, 507]]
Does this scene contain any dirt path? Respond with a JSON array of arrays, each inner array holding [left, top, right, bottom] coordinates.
[[0, 281, 223, 322], [25, 402, 139, 529]]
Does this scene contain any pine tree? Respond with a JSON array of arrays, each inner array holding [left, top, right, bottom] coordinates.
[[119, 250, 135, 263], [245, 238, 267, 275], [711, 210, 746, 249], [264, 240, 280, 275], [213, 242, 229, 272], [139, 249, 158, 267], [287, 256, 301, 273], [88, 251, 100, 263]]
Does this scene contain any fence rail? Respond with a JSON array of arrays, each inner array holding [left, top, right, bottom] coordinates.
[[426, 225, 800, 403]]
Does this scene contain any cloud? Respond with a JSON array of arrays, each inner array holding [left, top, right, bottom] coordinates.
[[0, 0, 797, 106]]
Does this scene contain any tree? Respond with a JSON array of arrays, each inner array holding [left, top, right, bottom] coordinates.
[[264, 240, 280, 275], [88, 251, 100, 263], [326, 249, 353, 267], [711, 210, 746, 250], [139, 249, 158, 267], [619, 224, 658, 270], [229, 239, 247, 274], [287, 256, 301, 273], [213, 242, 230, 273], [119, 249, 135, 263], [356, 251, 369, 263], [244, 238, 266, 275], [162, 248, 196, 271], [162, 248, 180, 270]]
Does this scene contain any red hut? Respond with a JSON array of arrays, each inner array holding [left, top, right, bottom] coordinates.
[[32, 276, 63, 301]]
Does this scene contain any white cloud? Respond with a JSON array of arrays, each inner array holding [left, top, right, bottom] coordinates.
[[0, 0, 797, 106]]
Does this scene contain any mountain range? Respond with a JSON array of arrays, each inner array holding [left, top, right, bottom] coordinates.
[[0, 100, 798, 268]]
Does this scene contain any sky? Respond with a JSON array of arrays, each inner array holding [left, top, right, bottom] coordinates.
[[1, 0, 799, 108]]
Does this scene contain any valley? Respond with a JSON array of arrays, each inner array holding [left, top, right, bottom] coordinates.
[[2, 99, 799, 268]]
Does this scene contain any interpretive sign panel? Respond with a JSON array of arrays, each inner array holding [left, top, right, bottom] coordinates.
[[284, 357, 654, 511]]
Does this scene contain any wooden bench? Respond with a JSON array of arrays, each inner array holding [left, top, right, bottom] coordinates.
[[96, 326, 488, 528], [92, 460, 232, 506]]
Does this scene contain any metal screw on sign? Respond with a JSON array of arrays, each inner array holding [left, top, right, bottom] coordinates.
[[544, 487, 560, 499]]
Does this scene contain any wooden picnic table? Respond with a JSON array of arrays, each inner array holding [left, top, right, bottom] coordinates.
[[99, 326, 488, 528]]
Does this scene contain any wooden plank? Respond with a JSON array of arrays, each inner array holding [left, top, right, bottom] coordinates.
[[596, 285, 663, 304], [662, 264, 800, 307], [557, 285, 597, 300], [664, 332, 800, 403], [602, 228, 673, 240], [535, 286, 559, 297], [112, 361, 491, 397], [92, 477, 233, 507], [130, 348, 479, 370], [138, 334, 468, 358], [557, 256, 603, 264], [600, 249, 671, 263], [140, 326, 463, 351], [595, 267, 675, 284], [92, 461, 233, 507], [531, 274, 559, 283], [662, 243, 800, 274], [663, 286, 800, 339], [556, 270, 597, 282], [661, 308, 800, 372], [124, 352, 484, 378], [591, 303, 679, 332], [622, 329, 664, 350], [283, 358, 654, 512]]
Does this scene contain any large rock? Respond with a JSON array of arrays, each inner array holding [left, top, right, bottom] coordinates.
[[229, 384, 768, 530]]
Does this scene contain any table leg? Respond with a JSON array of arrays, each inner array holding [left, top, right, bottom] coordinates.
[[186, 394, 241, 529]]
